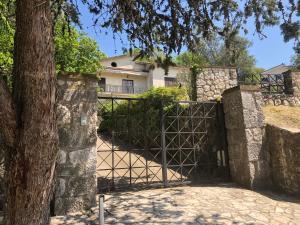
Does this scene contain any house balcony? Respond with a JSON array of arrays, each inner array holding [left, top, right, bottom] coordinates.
[[99, 84, 147, 95]]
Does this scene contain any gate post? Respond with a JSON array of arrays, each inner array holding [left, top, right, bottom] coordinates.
[[160, 100, 168, 187], [222, 85, 271, 189], [54, 73, 98, 215]]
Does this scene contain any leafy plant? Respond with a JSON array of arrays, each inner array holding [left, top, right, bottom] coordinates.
[[54, 20, 106, 74], [98, 87, 187, 147]]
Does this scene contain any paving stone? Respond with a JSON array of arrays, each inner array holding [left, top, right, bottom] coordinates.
[[51, 184, 300, 225]]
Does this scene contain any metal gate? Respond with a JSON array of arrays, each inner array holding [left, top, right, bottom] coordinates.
[[97, 96, 229, 192]]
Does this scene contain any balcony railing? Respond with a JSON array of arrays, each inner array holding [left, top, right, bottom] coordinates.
[[99, 84, 146, 94]]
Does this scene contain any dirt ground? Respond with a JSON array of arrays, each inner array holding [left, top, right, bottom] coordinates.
[[263, 105, 300, 132]]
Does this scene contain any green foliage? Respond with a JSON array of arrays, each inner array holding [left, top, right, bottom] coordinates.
[[64, 1, 300, 56], [0, 0, 15, 87], [54, 20, 106, 73], [291, 54, 300, 70], [176, 52, 206, 100], [138, 86, 187, 103], [176, 35, 263, 88], [175, 51, 208, 68], [99, 87, 187, 142], [0, 11, 106, 86]]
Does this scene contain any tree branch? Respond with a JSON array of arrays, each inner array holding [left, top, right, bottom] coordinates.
[[0, 79, 16, 149]]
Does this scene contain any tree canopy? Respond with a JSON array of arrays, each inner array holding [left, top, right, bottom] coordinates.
[[54, 20, 106, 73], [176, 35, 264, 79], [0, 10, 106, 84], [291, 54, 300, 69], [53, 0, 300, 56]]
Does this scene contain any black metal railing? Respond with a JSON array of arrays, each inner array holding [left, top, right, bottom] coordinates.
[[238, 73, 293, 95]]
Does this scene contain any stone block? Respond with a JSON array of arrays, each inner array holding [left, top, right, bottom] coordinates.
[[55, 178, 66, 197], [58, 174, 97, 198], [54, 194, 96, 215], [57, 150, 67, 164]]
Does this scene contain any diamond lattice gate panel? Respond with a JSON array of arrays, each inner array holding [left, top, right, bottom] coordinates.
[[97, 97, 229, 192]]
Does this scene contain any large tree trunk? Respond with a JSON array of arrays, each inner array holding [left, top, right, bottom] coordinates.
[[1, 0, 58, 224]]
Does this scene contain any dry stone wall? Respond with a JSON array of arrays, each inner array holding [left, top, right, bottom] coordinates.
[[265, 124, 300, 195], [263, 94, 300, 107], [55, 73, 98, 215], [197, 67, 238, 101]]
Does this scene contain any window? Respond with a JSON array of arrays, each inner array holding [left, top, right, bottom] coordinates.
[[98, 78, 106, 91], [122, 79, 134, 94], [164, 77, 177, 87], [111, 62, 117, 67]]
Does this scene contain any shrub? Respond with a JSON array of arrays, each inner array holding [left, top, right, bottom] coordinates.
[[98, 87, 187, 147]]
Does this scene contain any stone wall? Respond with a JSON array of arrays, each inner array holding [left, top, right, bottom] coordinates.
[[222, 85, 271, 189], [55, 73, 98, 215], [265, 124, 300, 195], [290, 71, 300, 97], [197, 67, 238, 101], [263, 94, 300, 107]]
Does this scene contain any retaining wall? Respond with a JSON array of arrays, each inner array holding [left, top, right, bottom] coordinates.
[[265, 124, 300, 195]]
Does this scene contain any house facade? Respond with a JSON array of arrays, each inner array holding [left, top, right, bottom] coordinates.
[[99, 55, 238, 101], [99, 55, 186, 95]]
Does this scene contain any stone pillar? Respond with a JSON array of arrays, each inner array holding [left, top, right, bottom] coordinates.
[[55, 73, 98, 215], [291, 71, 300, 97], [222, 85, 270, 189]]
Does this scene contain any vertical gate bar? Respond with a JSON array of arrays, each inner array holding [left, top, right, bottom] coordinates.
[[203, 103, 208, 174], [160, 100, 168, 187], [111, 98, 115, 190], [177, 102, 182, 182], [191, 102, 196, 176], [143, 99, 149, 185], [128, 100, 132, 186]]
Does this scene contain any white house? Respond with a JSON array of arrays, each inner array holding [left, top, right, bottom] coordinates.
[[99, 55, 186, 95]]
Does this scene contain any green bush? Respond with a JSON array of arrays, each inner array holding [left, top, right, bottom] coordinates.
[[98, 87, 187, 147]]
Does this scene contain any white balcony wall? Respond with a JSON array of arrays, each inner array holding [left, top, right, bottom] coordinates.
[[100, 72, 148, 93], [151, 66, 187, 87]]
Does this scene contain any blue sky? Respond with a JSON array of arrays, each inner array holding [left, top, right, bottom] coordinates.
[[78, 4, 295, 70]]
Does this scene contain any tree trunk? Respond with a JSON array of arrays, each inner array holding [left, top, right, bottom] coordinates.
[[3, 0, 58, 224]]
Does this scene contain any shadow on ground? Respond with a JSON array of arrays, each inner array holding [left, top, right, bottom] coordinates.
[[51, 183, 300, 225]]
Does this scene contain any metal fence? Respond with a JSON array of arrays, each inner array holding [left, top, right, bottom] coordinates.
[[96, 96, 230, 192], [238, 73, 293, 95]]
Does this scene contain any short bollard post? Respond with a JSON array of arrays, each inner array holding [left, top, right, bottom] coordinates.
[[99, 194, 105, 225]]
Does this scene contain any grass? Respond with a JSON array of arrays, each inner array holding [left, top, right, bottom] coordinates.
[[263, 105, 300, 132]]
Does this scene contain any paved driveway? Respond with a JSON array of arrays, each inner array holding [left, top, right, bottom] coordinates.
[[51, 183, 300, 225]]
